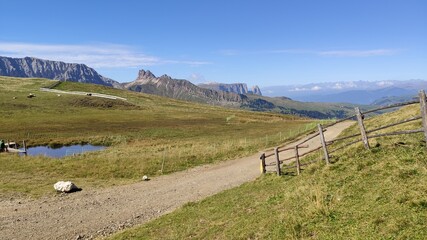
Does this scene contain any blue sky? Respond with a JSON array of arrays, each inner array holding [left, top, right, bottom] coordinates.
[[0, 0, 426, 87]]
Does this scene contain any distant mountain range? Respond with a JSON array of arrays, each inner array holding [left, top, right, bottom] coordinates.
[[0, 55, 370, 119], [293, 87, 416, 105], [122, 69, 246, 106], [262, 80, 427, 105], [0, 56, 121, 88], [198, 82, 262, 96], [2, 56, 424, 107]]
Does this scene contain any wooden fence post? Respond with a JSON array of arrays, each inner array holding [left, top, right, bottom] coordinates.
[[419, 90, 427, 147], [355, 107, 370, 149], [318, 124, 330, 164], [23, 140, 27, 156], [260, 153, 266, 174], [274, 147, 281, 176], [294, 146, 301, 175]]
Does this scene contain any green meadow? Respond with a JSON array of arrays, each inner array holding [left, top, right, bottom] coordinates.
[[0, 76, 316, 197]]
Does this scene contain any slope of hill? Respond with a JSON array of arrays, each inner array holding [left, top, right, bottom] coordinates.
[[110, 104, 427, 239], [242, 94, 363, 119], [0, 56, 121, 88], [371, 94, 418, 106]]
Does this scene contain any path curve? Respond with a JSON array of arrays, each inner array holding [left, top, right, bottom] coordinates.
[[0, 121, 354, 240], [39, 88, 127, 101]]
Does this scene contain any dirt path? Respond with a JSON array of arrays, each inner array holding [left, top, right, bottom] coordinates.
[[0, 121, 354, 240], [39, 88, 127, 101]]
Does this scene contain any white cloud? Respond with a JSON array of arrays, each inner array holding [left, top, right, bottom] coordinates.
[[332, 83, 343, 89], [218, 48, 399, 58], [290, 86, 322, 92], [332, 82, 358, 89], [318, 49, 398, 57], [290, 87, 310, 92], [376, 81, 394, 87], [188, 73, 206, 84], [0, 42, 210, 68]]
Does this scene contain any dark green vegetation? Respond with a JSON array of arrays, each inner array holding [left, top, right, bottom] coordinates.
[[0, 76, 315, 197], [110, 105, 427, 239], [371, 94, 418, 106], [242, 94, 365, 119]]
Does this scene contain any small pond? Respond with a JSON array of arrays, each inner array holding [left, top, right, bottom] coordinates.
[[20, 144, 106, 158]]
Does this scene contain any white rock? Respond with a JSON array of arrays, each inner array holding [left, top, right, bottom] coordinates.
[[142, 175, 149, 181], [54, 181, 79, 193]]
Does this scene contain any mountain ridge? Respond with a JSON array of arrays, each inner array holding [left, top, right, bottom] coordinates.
[[198, 82, 262, 96], [0, 56, 121, 88], [123, 69, 247, 106]]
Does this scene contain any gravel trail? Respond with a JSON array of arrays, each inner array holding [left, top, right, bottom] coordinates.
[[0, 121, 354, 240]]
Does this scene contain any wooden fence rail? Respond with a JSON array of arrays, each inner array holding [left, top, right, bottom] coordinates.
[[2, 140, 27, 155], [366, 116, 422, 134], [260, 89, 427, 176]]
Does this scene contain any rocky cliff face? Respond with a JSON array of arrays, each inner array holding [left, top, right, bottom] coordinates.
[[251, 85, 262, 95], [0, 56, 120, 88], [219, 83, 248, 95], [198, 83, 262, 96], [123, 69, 247, 106]]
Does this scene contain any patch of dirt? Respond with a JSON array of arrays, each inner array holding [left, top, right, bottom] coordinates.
[[0, 121, 355, 240], [68, 97, 140, 109]]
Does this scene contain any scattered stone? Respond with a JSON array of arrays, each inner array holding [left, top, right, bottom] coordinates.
[[27, 93, 36, 98], [142, 175, 149, 181], [13, 97, 16, 99], [53, 181, 81, 193]]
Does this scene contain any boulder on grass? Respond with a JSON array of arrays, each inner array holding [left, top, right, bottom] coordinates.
[[54, 181, 81, 193]]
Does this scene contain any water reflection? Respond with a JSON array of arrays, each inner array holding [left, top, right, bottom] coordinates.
[[20, 144, 105, 158]]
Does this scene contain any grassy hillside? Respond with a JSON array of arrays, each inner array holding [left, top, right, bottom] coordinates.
[[110, 105, 427, 239], [0, 76, 316, 197], [242, 94, 367, 119]]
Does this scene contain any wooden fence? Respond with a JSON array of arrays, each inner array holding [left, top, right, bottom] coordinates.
[[2, 139, 27, 155], [260, 90, 427, 176]]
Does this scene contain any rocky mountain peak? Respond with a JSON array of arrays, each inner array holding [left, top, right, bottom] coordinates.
[[137, 69, 156, 80], [0, 56, 120, 87], [198, 82, 262, 96], [123, 68, 248, 106], [159, 74, 172, 80], [251, 85, 262, 95]]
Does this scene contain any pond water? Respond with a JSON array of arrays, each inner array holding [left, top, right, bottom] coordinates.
[[20, 144, 106, 158]]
